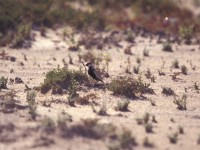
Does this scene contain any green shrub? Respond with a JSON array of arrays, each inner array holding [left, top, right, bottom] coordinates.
[[0, 76, 8, 90], [172, 59, 179, 68], [27, 90, 37, 120], [181, 65, 188, 75], [108, 77, 154, 99], [179, 26, 193, 44], [41, 67, 88, 94], [162, 42, 173, 52], [174, 94, 187, 110]]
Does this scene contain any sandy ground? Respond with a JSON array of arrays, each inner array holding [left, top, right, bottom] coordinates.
[[0, 26, 200, 150]]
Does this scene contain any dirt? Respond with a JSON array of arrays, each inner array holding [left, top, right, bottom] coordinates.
[[0, 24, 200, 150]]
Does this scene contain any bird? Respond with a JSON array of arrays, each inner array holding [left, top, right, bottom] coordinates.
[[85, 62, 104, 83]]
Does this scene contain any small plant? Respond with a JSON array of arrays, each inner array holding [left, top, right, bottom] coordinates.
[[115, 99, 130, 111], [136, 113, 150, 125], [162, 42, 173, 52], [179, 26, 193, 44], [143, 137, 154, 148], [174, 94, 187, 110], [125, 57, 131, 74], [172, 59, 179, 68], [26, 90, 36, 102], [108, 77, 154, 99], [136, 57, 141, 64], [133, 65, 140, 74], [189, 60, 196, 70], [0, 76, 8, 90], [98, 101, 107, 116], [40, 116, 56, 133], [119, 128, 137, 149], [170, 72, 181, 81], [76, 93, 98, 105], [57, 112, 72, 130], [178, 126, 184, 134], [194, 82, 199, 93], [148, 99, 156, 106], [143, 48, 149, 57], [27, 90, 37, 120], [158, 68, 165, 76], [145, 69, 156, 82], [168, 133, 178, 144], [162, 87, 174, 96], [145, 123, 153, 133], [152, 115, 158, 123], [181, 65, 188, 75], [126, 31, 135, 43], [145, 68, 152, 79], [144, 113, 150, 124], [124, 47, 133, 55], [0, 90, 17, 113], [68, 77, 79, 107], [69, 118, 115, 139], [197, 134, 200, 144]]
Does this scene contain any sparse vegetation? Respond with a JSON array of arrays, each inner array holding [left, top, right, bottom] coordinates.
[[133, 65, 140, 74], [66, 118, 116, 139], [181, 65, 188, 75], [143, 137, 154, 148], [194, 82, 199, 93], [40, 116, 56, 133], [98, 101, 108, 116], [68, 76, 79, 107], [174, 94, 187, 110], [148, 99, 156, 106], [118, 128, 137, 149], [145, 123, 153, 133], [162, 42, 173, 52], [143, 48, 149, 57], [115, 99, 130, 112], [178, 126, 184, 134], [124, 47, 133, 55], [172, 59, 179, 68], [197, 134, 200, 144], [27, 90, 37, 120], [168, 132, 178, 144], [1, 1, 200, 149], [76, 93, 98, 105], [57, 113, 72, 130], [0, 90, 17, 113], [179, 26, 193, 44], [136, 57, 141, 64], [158, 68, 165, 76], [108, 76, 154, 99], [40, 67, 88, 94], [162, 87, 175, 96], [145, 69, 156, 82], [0, 76, 8, 90]]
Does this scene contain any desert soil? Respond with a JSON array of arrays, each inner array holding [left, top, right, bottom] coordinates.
[[0, 26, 200, 150]]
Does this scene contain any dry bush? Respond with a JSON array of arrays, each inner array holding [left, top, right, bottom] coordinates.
[[76, 93, 98, 105]]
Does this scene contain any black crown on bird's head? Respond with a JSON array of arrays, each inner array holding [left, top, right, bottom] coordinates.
[[85, 62, 93, 67]]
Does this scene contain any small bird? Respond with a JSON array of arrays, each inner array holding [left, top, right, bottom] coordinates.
[[85, 62, 104, 83]]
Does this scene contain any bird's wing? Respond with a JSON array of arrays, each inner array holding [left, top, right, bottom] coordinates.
[[93, 68, 103, 79]]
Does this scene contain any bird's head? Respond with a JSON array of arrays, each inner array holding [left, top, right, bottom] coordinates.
[[85, 62, 93, 68]]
